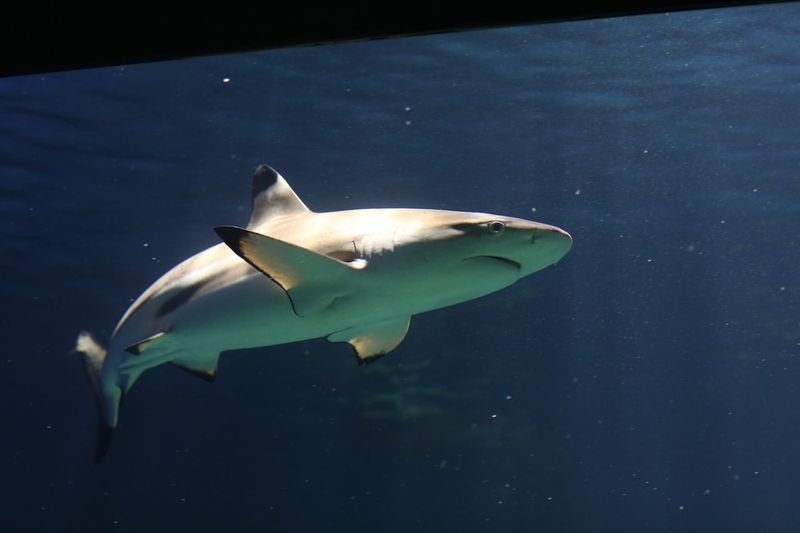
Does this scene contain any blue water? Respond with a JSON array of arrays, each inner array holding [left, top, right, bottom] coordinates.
[[2, 4, 800, 532]]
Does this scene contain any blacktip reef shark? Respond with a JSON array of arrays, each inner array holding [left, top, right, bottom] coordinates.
[[75, 164, 572, 460]]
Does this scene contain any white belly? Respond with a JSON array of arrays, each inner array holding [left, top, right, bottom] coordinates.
[[169, 273, 345, 353]]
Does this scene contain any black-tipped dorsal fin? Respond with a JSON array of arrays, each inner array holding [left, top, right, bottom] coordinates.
[[248, 164, 310, 228]]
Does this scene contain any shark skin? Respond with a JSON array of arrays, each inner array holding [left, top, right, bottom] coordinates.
[[74, 164, 572, 460]]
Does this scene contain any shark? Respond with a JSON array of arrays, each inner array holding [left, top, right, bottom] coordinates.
[[74, 164, 572, 460]]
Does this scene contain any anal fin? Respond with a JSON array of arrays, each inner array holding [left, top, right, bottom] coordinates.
[[170, 352, 220, 383], [328, 317, 411, 365]]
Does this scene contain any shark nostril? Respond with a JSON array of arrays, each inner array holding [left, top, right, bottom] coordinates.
[[531, 227, 572, 246]]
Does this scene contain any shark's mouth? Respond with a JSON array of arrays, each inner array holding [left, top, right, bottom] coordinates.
[[465, 255, 522, 271]]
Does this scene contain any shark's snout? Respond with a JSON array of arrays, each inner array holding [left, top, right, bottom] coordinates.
[[533, 225, 572, 245], [534, 225, 572, 257], [513, 222, 572, 275]]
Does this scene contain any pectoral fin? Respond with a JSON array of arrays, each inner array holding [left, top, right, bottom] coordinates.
[[328, 317, 411, 365], [215, 226, 363, 317]]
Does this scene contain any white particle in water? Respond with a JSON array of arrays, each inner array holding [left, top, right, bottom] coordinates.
[[222, 78, 231, 83]]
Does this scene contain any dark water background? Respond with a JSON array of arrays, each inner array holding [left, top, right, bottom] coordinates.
[[2, 4, 800, 532]]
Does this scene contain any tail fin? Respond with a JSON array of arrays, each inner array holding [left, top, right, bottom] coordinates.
[[73, 332, 114, 462], [75, 332, 106, 397]]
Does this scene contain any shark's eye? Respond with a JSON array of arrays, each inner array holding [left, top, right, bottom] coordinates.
[[487, 221, 506, 235]]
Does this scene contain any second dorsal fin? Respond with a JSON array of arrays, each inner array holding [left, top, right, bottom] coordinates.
[[248, 164, 310, 228]]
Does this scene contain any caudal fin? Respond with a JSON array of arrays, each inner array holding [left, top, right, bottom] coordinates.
[[73, 331, 114, 462], [74, 332, 106, 397]]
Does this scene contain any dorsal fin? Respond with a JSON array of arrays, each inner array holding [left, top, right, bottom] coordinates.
[[124, 331, 166, 355], [248, 164, 310, 227]]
